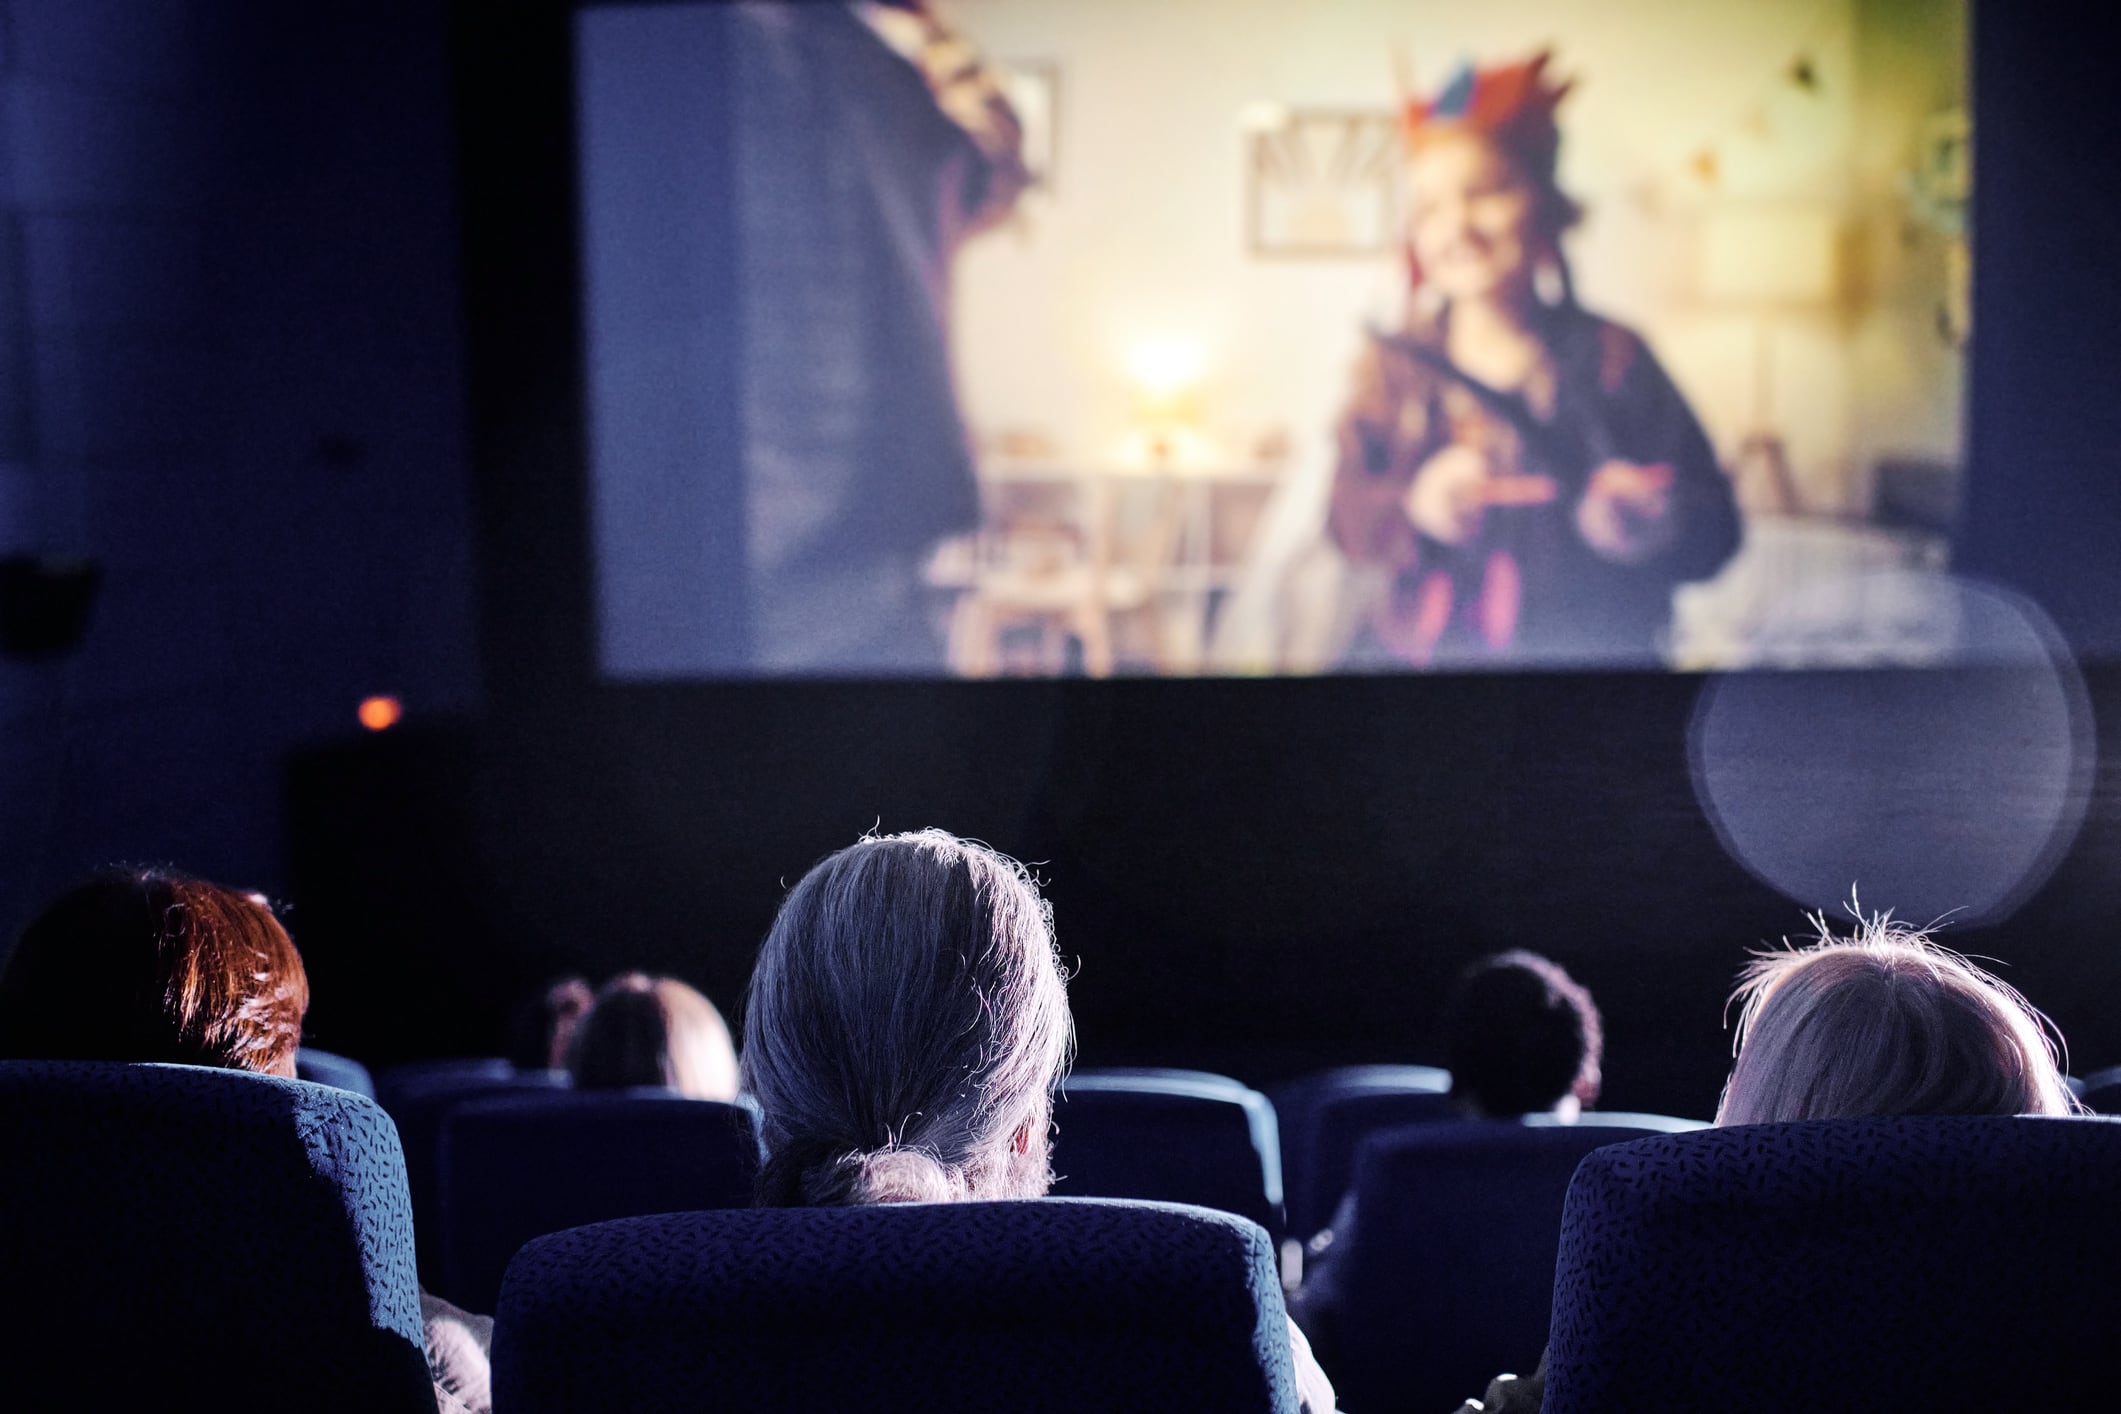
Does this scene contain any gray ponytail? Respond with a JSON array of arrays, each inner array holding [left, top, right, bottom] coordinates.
[[742, 830, 1073, 1207]]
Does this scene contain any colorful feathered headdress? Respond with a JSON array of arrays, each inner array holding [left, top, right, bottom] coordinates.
[[1401, 50, 1574, 181]]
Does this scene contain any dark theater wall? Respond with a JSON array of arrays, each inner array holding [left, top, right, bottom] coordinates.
[[285, 662, 2121, 1118], [0, 1, 479, 948]]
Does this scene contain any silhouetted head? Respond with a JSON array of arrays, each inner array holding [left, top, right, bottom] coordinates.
[[567, 972, 740, 1101], [1442, 949, 1603, 1118], [743, 830, 1073, 1206], [0, 868, 309, 1077], [1716, 912, 2074, 1125], [510, 975, 595, 1072]]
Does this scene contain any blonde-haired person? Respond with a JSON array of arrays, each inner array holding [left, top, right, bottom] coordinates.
[[568, 973, 741, 1102], [1458, 907, 2077, 1414], [741, 829, 1340, 1412], [1715, 909, 2075, 1124]]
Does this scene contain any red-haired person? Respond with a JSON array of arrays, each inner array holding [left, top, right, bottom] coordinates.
[[0, 868, 496, 1414], [0, 869, 309, 1075], [1330, 52, 1740, 667]]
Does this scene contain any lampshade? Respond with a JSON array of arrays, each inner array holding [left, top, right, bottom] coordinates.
[[1696, 206, 1839, 307], [1128, 338, 1205, 422]]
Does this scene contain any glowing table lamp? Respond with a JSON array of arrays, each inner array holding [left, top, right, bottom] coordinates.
[[1127, 338, 1205, 468]]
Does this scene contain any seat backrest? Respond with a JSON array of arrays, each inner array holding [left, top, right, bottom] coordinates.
[[1544, 1115, 2121, 1412], [436, 1088, 757, 1311], [0, 1060, 433, 1414], [492, 1199, 1299, 1414], [1327, 1113, 1703, 1414], [380, 1067, 568, 1284], [298, 1045, 378, 1099], [373, 1055, 517, 1115], [1051, 1071, 1284, 1239], [1079, 1064, 1259, 1092], [1271, 1065, 1456, 1239]]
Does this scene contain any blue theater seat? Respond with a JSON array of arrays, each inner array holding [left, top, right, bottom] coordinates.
[[0, 1061, 432, 1414], [1319, 1112, 1702, 1414], [435, 1088, 756, 1311], [377, 1063, 568, 1285], [297, 1044, 378, 1099], [1078, 1065, 1259, 1091], [374, 1055, 518, 1115], [1543, 1115, 2121, 1412], [492, 1199, 1300, 1413], [1270, 1064, 1455, 1240], [1050, 1069, 1284, 1240]]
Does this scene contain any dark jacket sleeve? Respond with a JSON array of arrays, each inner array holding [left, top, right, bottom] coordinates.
[[1596, 323, 1743, 586]]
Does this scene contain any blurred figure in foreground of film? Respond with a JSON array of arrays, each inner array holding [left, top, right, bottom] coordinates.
[[736, 1, 1030, 672], [1259, 53, 1743, 669]]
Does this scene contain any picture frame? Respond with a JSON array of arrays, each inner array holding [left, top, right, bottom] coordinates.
[[1246, 108, 1403, 258]]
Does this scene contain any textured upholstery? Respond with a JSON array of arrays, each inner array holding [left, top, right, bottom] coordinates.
[[436, 1088, 756, 1311], [1321, 1112, 1702, 1414], [492, 1198, 1300, 1413], [1051, 1071, 1284, 1239], [0, 1060, 433, 1413], [379, 1066, 567, 1285], [1544, 1115, 2121, 1412], [1270, 1065, 1455, 1239], [298, 1045, 378, 1099]]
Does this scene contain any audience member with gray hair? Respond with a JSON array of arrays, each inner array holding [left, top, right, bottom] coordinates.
[[742, 829, 1069, 1205], [740, 828, 1339, 1410]]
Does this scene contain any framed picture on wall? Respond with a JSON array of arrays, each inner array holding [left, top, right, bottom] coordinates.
[[1246, 108, 1403, 257]]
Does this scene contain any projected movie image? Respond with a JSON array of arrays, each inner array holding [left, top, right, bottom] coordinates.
[[580, 0, 1969, 678]]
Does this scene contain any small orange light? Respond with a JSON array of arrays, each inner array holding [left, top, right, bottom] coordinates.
[[358, 696, 403, 732]]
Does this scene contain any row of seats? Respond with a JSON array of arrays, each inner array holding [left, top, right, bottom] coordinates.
[[327, 1049, 1707, 1410], [501, 1110, 2121, 1413], [308, 1053, 1550, 1271], [321, 1054, 1442, 1299], [333, 1054, 1294, 1305], [17, 1059, 2121, 1412], [326, 1045, 2121, 1280], [311, 1047, 2121, 1412]]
